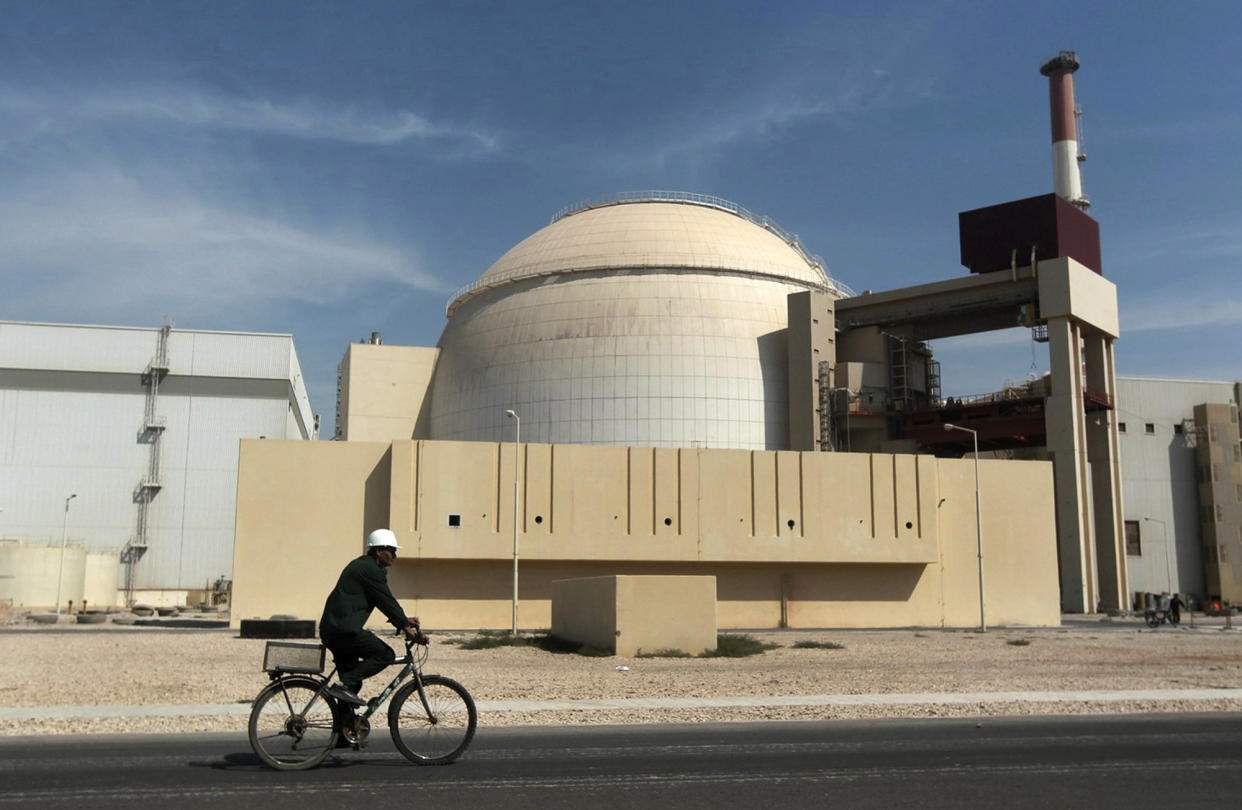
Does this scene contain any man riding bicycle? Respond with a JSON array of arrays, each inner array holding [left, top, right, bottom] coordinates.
[[319, 528, 422, 707]]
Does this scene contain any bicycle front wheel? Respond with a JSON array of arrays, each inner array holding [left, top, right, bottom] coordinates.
[[388, 675, 477, 765], [248, 676, 340, 771]]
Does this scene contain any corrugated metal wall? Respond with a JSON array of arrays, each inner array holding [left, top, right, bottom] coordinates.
[[0, 321, 313, 592]]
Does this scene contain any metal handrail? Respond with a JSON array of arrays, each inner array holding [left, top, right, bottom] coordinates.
[[447, 192, 855, 315]]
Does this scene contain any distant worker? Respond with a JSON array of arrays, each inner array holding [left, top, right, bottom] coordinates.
[[319, 528, 422, 707], [1168, 593, 1183, 625]]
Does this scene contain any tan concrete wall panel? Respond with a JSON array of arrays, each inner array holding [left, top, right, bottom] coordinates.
[[697, 450, 755, 554], [232, 439, 393, 623], [233, 441, 1060, 630], [552, 444, 630, 548]]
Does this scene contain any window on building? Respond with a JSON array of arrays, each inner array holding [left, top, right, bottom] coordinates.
[[1118, 422, 1127, 433], [1125, 520, 1141, 556], [1145, 423, 1155, 434]]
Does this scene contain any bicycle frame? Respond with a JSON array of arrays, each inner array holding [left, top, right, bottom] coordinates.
[[267, 635, 430, 722], [355, 642, 425, 720]]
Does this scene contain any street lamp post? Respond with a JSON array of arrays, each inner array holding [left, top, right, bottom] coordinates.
[[504, 410, 520, 635], [54, 493, 77, 616], [944, 424, 985, 632], [1143, 516, 1173, 595]]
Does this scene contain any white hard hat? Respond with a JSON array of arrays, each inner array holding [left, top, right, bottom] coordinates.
[[366, 528, 401, 549]]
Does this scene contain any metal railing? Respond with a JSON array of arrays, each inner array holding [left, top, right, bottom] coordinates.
[[447, 192, 855, 315]]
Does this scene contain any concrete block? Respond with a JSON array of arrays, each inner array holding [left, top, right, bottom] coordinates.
[[551, 575, 717, 656]]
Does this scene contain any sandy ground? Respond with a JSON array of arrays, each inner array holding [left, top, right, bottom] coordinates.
[[2, 614, 1241, 736]]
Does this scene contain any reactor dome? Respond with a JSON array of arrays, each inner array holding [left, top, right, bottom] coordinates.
[[427, 192, 853, 450]]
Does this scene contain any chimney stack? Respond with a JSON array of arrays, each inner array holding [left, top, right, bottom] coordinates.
[[1039, 51, 1090, 211]]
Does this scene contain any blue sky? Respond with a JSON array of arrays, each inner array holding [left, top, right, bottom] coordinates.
[[2, 1, 1239, 436]]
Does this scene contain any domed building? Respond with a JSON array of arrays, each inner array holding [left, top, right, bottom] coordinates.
[[425, 192, 852, 450], [247, 190, 1078, 632]]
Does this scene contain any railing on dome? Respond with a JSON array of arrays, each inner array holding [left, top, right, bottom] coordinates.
[[553, 191, 856, 296], [446, 191, 856, 316]]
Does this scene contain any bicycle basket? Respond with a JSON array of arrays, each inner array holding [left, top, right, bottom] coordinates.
[[262, 641, 326, 674]]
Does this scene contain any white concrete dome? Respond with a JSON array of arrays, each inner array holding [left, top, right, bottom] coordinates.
[[428, 193, 851, 449]]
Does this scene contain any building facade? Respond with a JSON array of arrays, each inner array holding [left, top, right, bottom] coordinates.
[[1114, 377, 1242, 604], [0, 321, 314, 607]]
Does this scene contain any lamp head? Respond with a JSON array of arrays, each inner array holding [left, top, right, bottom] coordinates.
[[943, 424, 955, 432], [505, 410, 517, 419]]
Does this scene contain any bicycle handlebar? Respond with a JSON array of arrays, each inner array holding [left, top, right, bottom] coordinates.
[[394, 627, 431, 646]]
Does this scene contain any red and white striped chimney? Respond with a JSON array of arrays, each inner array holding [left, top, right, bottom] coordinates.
[[1039, 51, 1090, 211]]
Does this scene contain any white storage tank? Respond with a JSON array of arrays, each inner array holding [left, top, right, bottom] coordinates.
[[0, 543, 86, 609], [84, 551, 120, 610]]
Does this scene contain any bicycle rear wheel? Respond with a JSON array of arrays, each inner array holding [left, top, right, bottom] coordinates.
[[388, 675, 477, 765], [248, 676, 340, 770]]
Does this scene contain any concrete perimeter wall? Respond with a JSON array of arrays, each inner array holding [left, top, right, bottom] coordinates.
[[232, 440, 1059, 630]]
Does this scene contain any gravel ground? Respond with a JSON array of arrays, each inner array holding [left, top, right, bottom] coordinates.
[[2, 617, 1241, 735]]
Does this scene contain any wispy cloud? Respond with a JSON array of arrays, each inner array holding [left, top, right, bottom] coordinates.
[[1121, 292, 1242, 333], [588, 17, 936, 175], [0, 81, 500, 154], [0, 167, 445, 324], [602, 70, 917, 174], [1108, 217, 1242, 267]]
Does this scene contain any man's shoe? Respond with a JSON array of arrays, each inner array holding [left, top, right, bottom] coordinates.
[[325, 684, 366, 706]]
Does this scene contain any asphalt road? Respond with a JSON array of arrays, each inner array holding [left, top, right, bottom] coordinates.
[[2, 714, 1240, 809]]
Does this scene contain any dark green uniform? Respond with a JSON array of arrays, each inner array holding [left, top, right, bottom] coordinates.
[[319, 554, 411, 692]]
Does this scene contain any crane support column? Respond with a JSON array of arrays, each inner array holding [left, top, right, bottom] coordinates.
[[1038, 257, 1122, 612], [1085, 334, 1128, 610]]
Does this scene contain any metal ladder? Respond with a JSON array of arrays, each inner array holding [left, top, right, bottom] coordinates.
[[124, 321, 171, 605]]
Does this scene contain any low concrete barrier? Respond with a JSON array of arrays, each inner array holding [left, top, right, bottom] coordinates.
[[552, 575, 717, 656]]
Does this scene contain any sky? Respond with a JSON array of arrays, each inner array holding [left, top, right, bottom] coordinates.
[[2, 0, 1239, 437]]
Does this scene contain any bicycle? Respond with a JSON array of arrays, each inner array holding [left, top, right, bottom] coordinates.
[[248, 631, 477, 771], [1144, 608, 1179, 628]]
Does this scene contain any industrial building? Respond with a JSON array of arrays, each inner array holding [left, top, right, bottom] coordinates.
[[236, 189, 1068, 629], [1115, 377, 1242, 605], [0, 321, 314, 609], [7, 49, 1231, 628], [236, 186, 1242, 627], [233, 53, 1131, 629], [233, 191, 1089, 629]]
